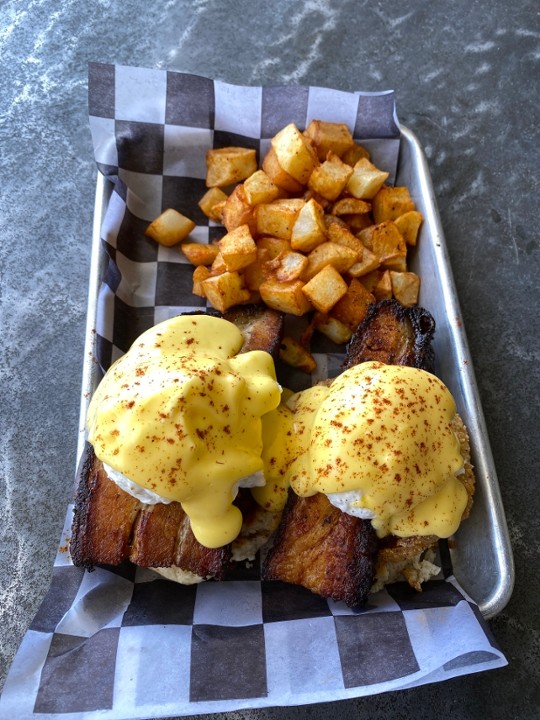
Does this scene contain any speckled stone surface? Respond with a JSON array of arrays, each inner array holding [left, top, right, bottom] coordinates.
[[1, 1, 539, 717]]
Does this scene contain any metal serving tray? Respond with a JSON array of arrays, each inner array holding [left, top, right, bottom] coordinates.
[[78, 125, 514, 619]]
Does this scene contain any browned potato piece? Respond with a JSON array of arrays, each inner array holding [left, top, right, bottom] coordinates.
[[279, 336, 317, 374], [180, 243, 220, 266], [302, 242, 358, 281], [206, 147, 258, 187], [243, 169, 281, 206], [372, 186, 416, 223], [370, 221, 407, 268], [312, 313, 353, 344], [221, 184, 257, 234], [394, 210, 423, 246], [347, 246, 380, 278], [255, 198, 304, 240], [192, 265, 210, 297], [371, 269, 393, 301], [259, 278, 313, 316], [257, 236, 291, 259], [209, 251, 227, 276], [390, 271, 420, 306], [243, 247, 273, 291], [308, 152, 354, 201], [271, 123, 318, 184], [145, 208, 196, 246], [266, 250, 308, 283], [262, 147, 304, 193], [198, 187, 229, 222], [341, 142, 370, 166], [331, 197, 371, 216], [346, 158, 389, 200], [202, 271, 251, 312], [290, 198, 327, 252], [301, 264, 348, 313], [218, 225, 257, 272], [304, 120, 355, 161], [332, 278, 375, 329]]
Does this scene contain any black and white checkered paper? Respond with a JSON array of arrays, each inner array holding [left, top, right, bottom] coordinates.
[[0, 64, 506, 720]]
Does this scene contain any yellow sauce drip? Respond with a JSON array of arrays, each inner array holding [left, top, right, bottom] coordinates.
[[86, 315, 281, 548]]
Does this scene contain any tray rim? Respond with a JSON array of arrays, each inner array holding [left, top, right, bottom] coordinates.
[[78, 125, 514, 619]]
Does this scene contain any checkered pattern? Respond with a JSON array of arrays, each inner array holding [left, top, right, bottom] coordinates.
[[0, 64, 506, 720]]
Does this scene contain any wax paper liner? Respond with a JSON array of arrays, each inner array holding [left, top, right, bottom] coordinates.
[[0, 64, 507, 720]]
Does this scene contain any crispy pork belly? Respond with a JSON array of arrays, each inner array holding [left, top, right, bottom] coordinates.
[[263, 491, 379, 607], [342, 298, 435, 371]]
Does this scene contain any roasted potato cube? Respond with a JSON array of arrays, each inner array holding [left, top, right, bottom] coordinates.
[[243, 170, 281, 206], [370, 221, 407, 267], [259, 278, 313, 316], [219, 225, 257, 272], [290, 198, 327, 252], [347, 245, 380, 277], [341, 212, 374, 233], [262, 147, 304, 193], [192, 265, 210, 297], [372, 269, 393, 301], [357, 224, 376, 250], [271, 123, 318, 184], [209, 251, 227, 276], [332, 278, 375, 329], [307, 152, 354, 201], [279, 336, 317, 374], [390, 271, 420, 306], [312, 312, 353, 344], [302, 241, 358, 281], [393, 210, 423, 247], [304, 120, 355, 161], [221, 184, 257, 234], [372, 186, 416, 224], [301, 264, 348, 313], [145, 208, 196, 247], [201, 271, 251, 312], [326, 220, 364, 255], [198, 187, 229, 222], [255, 198, 304, 240], [346, 157, 390, 200], [180, 243, 220, 267], [266, 250, 308, 283], [243, 247, 273, 291], [257, 235, 291, 259], [331, 197, 371, 216], [206, 147, 258, 188], [341, 142, 371, 166]]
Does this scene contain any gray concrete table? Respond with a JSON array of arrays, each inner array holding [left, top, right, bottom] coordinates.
[[1, 1, 539, 718]]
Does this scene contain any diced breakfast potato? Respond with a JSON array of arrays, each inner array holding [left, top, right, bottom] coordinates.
[[278, 335, 317, 374], [393, 210, 423, 246], [372, 186, 416, 223], [221, 184, 257, 234], [266, 250, 308, 283], [198, 187, 229, 222], [302, 264, 348, 313], [304, 119, 355, 161], [243, 170, 281, 206], [290, 198, 327, 252], [180, 243, 220, 266], [302, 242, 358, 281], [332, 278, 375, 329], [346, 157, 390, 200], [147, 119, 427, 370], [202, 271, 251, 312], [312, 312, 353, 344], [271, 123, 318, 184], [206, 147, 258, 188], [145, 208, 195, 246], [259, 278, 313, 316], [307, 153, 354, 201], [390, 271, 420, 306], [262, 147, 305, 193], [219, 225, 257, 272], [255, 198, 304, 239]]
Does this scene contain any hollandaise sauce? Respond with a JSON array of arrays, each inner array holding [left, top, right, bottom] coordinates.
[[285, 361, 468, 539], [86, 315, 282, 548]]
